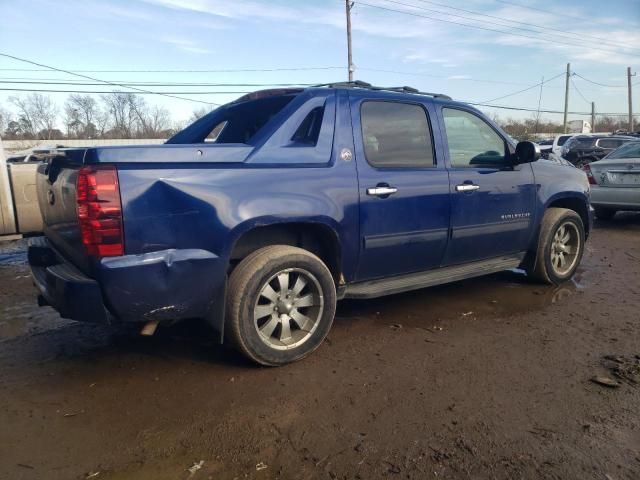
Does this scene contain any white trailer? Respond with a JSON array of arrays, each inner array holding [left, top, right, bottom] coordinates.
[[0, 137, 43, 239], [568, 120, 592, 134]]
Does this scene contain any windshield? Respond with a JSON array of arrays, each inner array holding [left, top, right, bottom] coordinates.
[[606, 141, 640, 159]]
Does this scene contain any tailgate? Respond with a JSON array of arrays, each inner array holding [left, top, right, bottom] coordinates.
[[36, 149, 89, 271]]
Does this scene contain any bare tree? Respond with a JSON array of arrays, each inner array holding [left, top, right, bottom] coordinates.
[[64, 103, 83, 138], [0, 104, 9, 137], [141, 105, 171, 138], [65, 94, 101, 138], [9, 93, 58, 139], [101, 92, 141, 138], [9, 95, 36, 138], [190, 107, 210, 122], [94, 108, 109, 138]]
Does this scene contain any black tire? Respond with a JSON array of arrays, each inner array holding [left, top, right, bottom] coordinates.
[[594, 207, 616, 220], [527, 208, 585, 285], [226, 245, 336, 366]]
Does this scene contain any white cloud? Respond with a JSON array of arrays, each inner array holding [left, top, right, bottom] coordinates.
[[160, 36, 213, 55]]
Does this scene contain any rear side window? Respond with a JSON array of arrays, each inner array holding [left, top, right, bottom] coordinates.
[[205, 121, 228, 142], [443, 108, 507, 167], [360, 101, 434, 168], [557, 135, 572, 146], [291, 106, 325, 145], [598, 138, 627, 149]]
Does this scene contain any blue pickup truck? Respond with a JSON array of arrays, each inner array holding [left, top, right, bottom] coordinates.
[[29, 81, 592, 365]]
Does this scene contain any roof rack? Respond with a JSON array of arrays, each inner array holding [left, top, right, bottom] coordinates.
[[311, 80, 452, 100]]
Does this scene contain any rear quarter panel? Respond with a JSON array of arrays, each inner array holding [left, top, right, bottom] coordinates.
[[116, 89, 360, 281]]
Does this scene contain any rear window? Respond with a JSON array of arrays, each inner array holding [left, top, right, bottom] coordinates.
[[167, 94, 298, 144], [606, 141, 640, 159], [557, 135, 572, 146]]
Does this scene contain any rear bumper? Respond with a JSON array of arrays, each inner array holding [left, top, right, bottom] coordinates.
[[28, 236, 112, 323], [28, 237, 227, 326], [591, 185, 640, 210]]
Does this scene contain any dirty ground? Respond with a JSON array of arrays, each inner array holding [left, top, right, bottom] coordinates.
[[0, 216, 639, 480]]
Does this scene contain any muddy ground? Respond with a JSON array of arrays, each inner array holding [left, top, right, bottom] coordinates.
[[0, 216, 639, 480]]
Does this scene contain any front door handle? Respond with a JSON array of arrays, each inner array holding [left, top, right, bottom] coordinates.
[[367, 186, 398, 197], [455, 183, 480, 192]]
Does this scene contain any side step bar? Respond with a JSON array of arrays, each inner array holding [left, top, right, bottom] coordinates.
[[343, 253, 525, 299]]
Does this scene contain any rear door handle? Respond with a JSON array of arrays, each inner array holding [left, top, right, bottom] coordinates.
[[367, 186, 398, 197], [455, 184, 480, 192]]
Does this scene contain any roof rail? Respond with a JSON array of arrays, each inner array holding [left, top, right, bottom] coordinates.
[[311, 80, 452, 100]]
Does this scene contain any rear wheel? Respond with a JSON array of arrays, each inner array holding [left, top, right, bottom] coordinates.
[[226, 245, 336, 366], [528, 208, 585, 285], [594, 207, 616, 220]]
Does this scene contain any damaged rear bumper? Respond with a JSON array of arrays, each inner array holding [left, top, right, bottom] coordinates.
[[29, 236, 112, 323], [28, 237, 227, 328]]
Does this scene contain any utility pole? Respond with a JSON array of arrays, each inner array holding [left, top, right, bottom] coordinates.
[[591, 102, 596, 133], [534, 75, 544, 135], [346, 1, 354, 81], [627, 67, 635, 132], [563, 63, 570, 133]]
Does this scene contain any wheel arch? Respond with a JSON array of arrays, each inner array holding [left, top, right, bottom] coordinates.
[[521, 193, 591, 272], [545, 194, 591, 238], [228, 219, 343, 285]]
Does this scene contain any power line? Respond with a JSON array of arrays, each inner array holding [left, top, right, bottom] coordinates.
[[0, 87, 252, 95], [478, 72, 565, 103], [0, 80, 315, 87], [0, 66, 343, 73], [2, 84, 636, 117], [570, 76, 591, 105], [358, 67, 563, 87], [467, 102, 638, 116], [0, 52, 219, 105], [572, 72, 627, 88], [0, 71, 564, 88], [415, 0, 635, 50], [491, 0, 607, 25], [355, 1, 640, 58]]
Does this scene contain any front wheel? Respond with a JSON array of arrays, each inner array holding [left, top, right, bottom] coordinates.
[[226, 245, 337, 366], [527, 208, 585, 285]]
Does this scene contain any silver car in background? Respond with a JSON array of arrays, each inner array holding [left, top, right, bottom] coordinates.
[[584, 140, 640, 219]]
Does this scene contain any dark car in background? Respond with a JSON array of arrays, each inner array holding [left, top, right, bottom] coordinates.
[[561, 135, 636, 167]]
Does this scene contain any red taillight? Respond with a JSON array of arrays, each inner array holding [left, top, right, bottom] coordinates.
[[77, 165, 124, 257], [582, 164, 596, 185]]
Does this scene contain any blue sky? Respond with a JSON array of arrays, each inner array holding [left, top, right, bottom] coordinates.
[[0, 0, 638, 126]]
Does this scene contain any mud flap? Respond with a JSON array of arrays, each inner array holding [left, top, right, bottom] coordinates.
[[205, 277, 227, 344]]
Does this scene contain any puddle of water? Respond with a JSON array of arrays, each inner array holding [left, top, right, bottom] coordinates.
[[0, 238, 29, 266]]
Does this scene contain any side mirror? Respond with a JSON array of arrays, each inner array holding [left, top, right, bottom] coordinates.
[[514, 141, 540, 164]]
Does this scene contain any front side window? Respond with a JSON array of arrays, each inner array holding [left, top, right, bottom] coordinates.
[[360, 101, 434, 168], [443, 108, 507, 167]]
